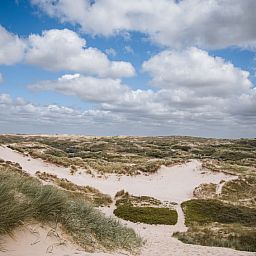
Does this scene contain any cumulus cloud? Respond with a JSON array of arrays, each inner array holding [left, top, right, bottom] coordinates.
[[31, 0, 256, 49], [142, 48, 256, 122], [25, 29, 135, 78], [27, 47, 256, 137], [29, 74, 131, 103], [0, 25, 26, 65], [143, 47, 253, 97], [0, 26, 135, 78]]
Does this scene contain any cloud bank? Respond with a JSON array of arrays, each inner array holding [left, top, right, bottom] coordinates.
[[31, 0, 256, 49], [27, 47, 256, 137]]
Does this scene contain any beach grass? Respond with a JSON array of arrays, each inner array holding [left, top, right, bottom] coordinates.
[[0, 161, 142, 252]]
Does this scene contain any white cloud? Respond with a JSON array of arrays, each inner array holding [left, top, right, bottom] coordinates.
[[31, 0, 256, 49], [0, 93, 132, 135], [27, 46, 256, 137], [1, 89, 255, 137], [0, 94, 12, 105], [0, 73, 3, 83], [0, 26, 135, 78], [29, 74, 131, 103], [0, 25, 26, 65], [25, 29, 135, 78], [143, 47, 252, 97]]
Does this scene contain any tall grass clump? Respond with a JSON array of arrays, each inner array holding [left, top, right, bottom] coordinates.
[[0, 163, 142, 252], [0, 183, 30, 235]]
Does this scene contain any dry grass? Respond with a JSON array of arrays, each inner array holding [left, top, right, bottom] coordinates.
[[36, 171, 113, 206]]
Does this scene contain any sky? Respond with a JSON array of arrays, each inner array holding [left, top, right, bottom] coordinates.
[[0, 0, 256, 138]]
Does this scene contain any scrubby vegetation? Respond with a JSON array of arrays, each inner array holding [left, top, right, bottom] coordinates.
[[0, 160, 142, 252], [193, 183, 217, 199], [114, 206, 178, 225], [1, 135, 191, 175], [174, 199, 256, 252], [36, 171, 113, 207], [220, 177, 256, 207], [1, 135, 255, 175], [181, 199, 256, 226], [174, 223, 256, 252], [114, 193, 178, 225]]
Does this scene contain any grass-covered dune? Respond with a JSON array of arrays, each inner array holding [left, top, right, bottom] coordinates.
[[0, 160, 142, 252], [174, 199, 256, 252], [1, 134, 256, 252], [1, 135, 255, 176]]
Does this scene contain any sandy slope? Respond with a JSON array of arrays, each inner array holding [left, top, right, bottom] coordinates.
[[0, 222, 87, 256], [0, 146, 254, 256], [0, 146, 236, 202]]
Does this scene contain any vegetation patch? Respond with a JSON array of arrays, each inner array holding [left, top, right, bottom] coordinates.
[[175, 199, 256, 252], [36, 171, 112, 207], [182, 199, 256, 226], [174, 223, 256, 252], [115, 192, 162, 207], [114, 205, 178, 225], [193, 183, 217, 199], [220, 177, 256, 207], [114, 193, 177, 225]]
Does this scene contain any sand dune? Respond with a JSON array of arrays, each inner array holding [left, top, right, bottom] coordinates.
[[0, 146, 253, 256]]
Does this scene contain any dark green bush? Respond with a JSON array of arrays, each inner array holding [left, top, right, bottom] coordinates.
[[114, 205, 178, 225]]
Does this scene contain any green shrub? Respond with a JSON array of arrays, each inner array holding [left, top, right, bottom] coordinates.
[[114, 205, 178, 225], [182, 199, 256, 226]]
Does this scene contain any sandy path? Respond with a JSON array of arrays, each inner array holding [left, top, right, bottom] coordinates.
[[0, 146, 254, 256]]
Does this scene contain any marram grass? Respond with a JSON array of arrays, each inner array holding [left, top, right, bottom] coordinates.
[[0, 162, 142, 252]]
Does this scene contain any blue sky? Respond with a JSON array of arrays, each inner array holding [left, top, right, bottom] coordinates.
[[0, 0, 158, 107], [0, 0, 256, 137]]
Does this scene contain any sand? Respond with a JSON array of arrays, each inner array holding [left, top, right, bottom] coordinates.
[[0, 146, 236, 202], [0, 145, 254, 256], [0, 222, 87, 256]]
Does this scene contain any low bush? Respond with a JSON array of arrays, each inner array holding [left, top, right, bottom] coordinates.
[[114, 205, 177, 225], [182, 199, 256, 226]]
